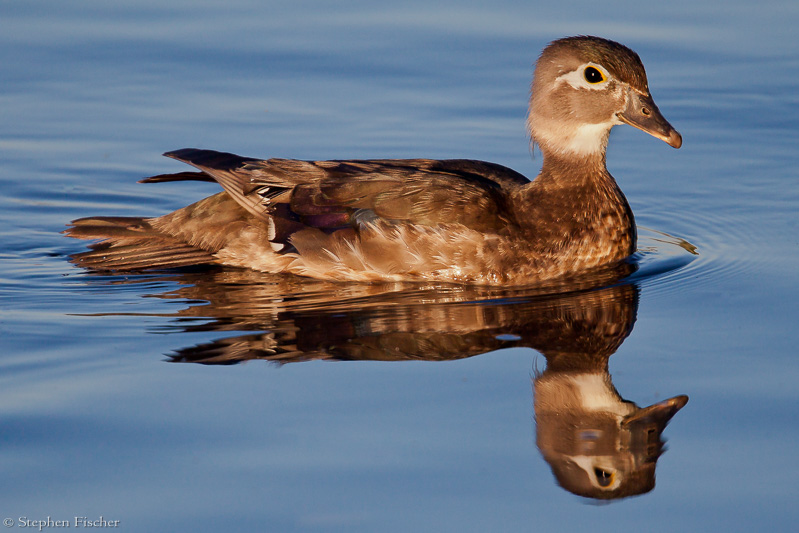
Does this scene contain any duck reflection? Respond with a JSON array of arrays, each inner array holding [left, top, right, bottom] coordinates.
[[535, 348, 687, 500], [80, 264, 687, 499]]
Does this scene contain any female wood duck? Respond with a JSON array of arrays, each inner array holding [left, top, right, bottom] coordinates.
[[66, 36, 681, 285]]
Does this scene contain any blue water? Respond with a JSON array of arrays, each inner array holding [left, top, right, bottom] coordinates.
[[2, 1, 798, 531]]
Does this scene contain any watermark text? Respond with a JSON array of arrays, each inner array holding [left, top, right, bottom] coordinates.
[[3, 517, 120, 530]]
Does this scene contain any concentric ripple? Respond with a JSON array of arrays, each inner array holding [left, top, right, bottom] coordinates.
[[630, 192, 764, 297]]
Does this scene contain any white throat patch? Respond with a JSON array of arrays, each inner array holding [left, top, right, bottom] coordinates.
[[534, 121, 616, 157], [568, 374, 635, 418]]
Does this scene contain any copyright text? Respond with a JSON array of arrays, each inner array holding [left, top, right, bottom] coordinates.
[[4, 517, 120, 530]]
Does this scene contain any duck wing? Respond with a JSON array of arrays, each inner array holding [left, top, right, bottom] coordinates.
[[145, 149, 530, 235]]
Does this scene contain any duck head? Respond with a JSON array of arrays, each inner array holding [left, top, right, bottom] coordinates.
[[528, 36, 682, 160], [535, 368, 688, 500]]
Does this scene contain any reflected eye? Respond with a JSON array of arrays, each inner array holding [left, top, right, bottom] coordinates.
[[594, 468, 615, 487], [584, 66, 606, 84]]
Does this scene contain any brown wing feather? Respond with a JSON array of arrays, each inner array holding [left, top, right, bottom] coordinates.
[[139, 171, 215, 184], [64, 216, 215, 271], [159, 149, 529, 234]]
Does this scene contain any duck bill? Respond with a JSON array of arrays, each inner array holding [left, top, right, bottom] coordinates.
[[621, 395, 689, 428], [617, 90, 682, 148]]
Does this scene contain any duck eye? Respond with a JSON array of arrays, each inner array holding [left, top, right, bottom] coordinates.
[[594, 468, 615, 487], [584, 66, 606, 84]]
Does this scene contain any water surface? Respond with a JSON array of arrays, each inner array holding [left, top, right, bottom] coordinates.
[[2, 1, 798, 531]]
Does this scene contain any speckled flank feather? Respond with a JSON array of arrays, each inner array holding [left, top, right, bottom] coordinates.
[[64, 36, 680, 285]]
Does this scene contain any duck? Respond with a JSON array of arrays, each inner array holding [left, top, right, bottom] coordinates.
[[535, 365, 688, 499], [65, 35, 681, 285]]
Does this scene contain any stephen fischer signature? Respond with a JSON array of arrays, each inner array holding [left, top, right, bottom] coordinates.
[[4, 517, 120, 529]]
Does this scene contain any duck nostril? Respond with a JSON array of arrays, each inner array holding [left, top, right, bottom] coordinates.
[[641, 106, 651, 116]]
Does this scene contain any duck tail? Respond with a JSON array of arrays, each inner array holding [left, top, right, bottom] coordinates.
[[63, 216, 215, 271]]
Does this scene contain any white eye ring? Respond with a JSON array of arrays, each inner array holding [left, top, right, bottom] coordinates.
[[556, 62, 611, 90]]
